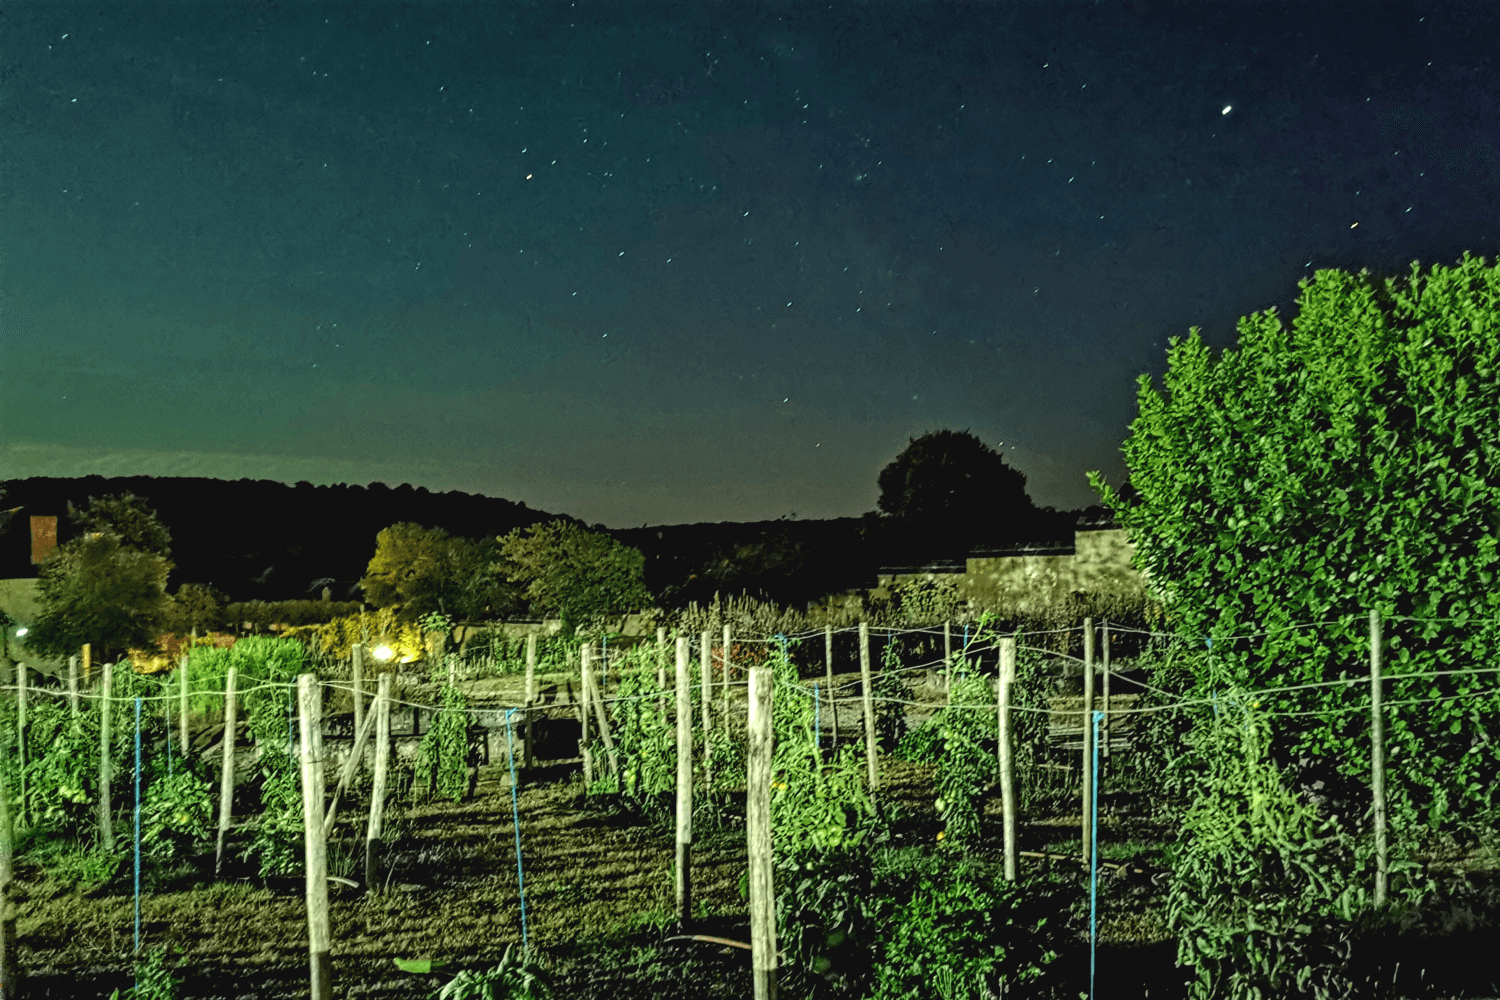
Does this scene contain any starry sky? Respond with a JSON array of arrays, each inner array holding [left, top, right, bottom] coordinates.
[[3, 0, 1498, 530]]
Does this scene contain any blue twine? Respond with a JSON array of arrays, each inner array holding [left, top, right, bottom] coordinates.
[[502, 708, 531, 955]]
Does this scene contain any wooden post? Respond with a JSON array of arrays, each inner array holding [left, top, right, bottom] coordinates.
[[1081, 618, 1094, 867], [100, 661, 114, 853], [580, 645, 593, 786], [998, 637, 1018, 882], [524, 634, 537, 771], [324, 687, 382, 840], [581, 661, 620, 778], [296, 673, 333, 1000], [1101, 621, 1111, 760], [1370, 608, 1388, 908], [824, 624, 836, 750], [83, 642, 91, 686], [215, 667, 239, 877], [945, 620, 953, 701], [365, 673, 393, 894], [657, 626, 668, 723], [180, 652, 191, 757], [700, 631, 713, 790], [352, 643, 365, 746], [675, 636, 693, 933], [17, 661, 26, 827], [747, 664, 777, 1000], [722, 624, 732, 734], [0, 721, 19, 1000], [69, 655, 80, 716], [859, 622, 878, 795]]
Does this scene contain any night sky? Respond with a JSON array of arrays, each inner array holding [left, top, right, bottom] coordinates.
[[4, 1, 1498, 530]]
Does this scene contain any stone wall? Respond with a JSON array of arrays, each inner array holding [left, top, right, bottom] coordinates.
[[862, 526, 1157, 616]]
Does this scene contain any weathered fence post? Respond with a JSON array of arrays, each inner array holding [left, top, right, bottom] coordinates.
[[100, 661, 114, 853], [524, 633, 537, 771], [824, 624, 836, 750], [747, 664, 777, 1000], [859, 622, 878, 796], [365, 672, 393, 894], [215, 666, 239, 877], [675, 637, 693, 933], [1081, 618, 1094, 867], [296, 673, 332, 1000], [998, 637, 1018, 882]]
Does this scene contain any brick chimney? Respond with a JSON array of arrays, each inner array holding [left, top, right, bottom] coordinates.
[[30, 516, 57, 564]]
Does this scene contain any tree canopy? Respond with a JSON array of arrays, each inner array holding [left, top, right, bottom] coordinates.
[[357, 522, 531, 624], [64, 491, 174, 565], [494, 519, 656, 641], [24, 531, 176, 664], [1087, 250, 1500, 837], [874, 428, 1036, 558]]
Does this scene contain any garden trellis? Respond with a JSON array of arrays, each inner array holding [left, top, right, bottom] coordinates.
[[4, 605, 1500, 999]]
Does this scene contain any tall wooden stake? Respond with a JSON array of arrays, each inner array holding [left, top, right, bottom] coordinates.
[[524, 634, 537, 771], [675, 637, 693, 934], [747, 665, 777, 1000], [824, 624, 836, 750], [215, 667, 239, 877], [297, 673, 333, 1000], [100, 661, 114, 853], [859, 622, 878, 796], [365, 673, 393, 894], [699, 631, 713, 789], [999, 637, 1018, 882], [1081, 618, 1094, 867]]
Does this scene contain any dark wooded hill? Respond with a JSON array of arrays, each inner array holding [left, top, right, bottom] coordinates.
[[0, 476, 1093, 615]]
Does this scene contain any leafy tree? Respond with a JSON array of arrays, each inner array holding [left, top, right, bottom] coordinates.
[[874, 429, 1036, 559], [358, 523, 532, 624], [23, 532, 175, 664], [446, 534, 533, 620], [495, 519, 656, 641], [667, 526, 810, 607], [162, 582, 233, 635], [1086, 250, 1500, 842], [64, 492, 174, 564]]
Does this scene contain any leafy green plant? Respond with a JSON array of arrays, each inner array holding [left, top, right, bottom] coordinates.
[[28, 835, 127, 893], [1086, 251, 1500, 846], [231, 637, 311, 878], [771, 833, 1065, 1000], [393, 943, 556, 1000], [413, 661, 473, 804], [1164, 689, 1433, 1000], [872, 635, 910, 754], [890, 718, 944, 763], [139, 758, 215, 860], [931, 674, 997, 851], [107, 944, 182, 1000], [865, 848, 1063, 1000]]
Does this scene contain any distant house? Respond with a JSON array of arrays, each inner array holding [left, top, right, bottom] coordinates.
[[0, 514, 71, 677]]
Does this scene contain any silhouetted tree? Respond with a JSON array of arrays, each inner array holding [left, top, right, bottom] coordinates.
[[874, 429, 1037, 558]]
